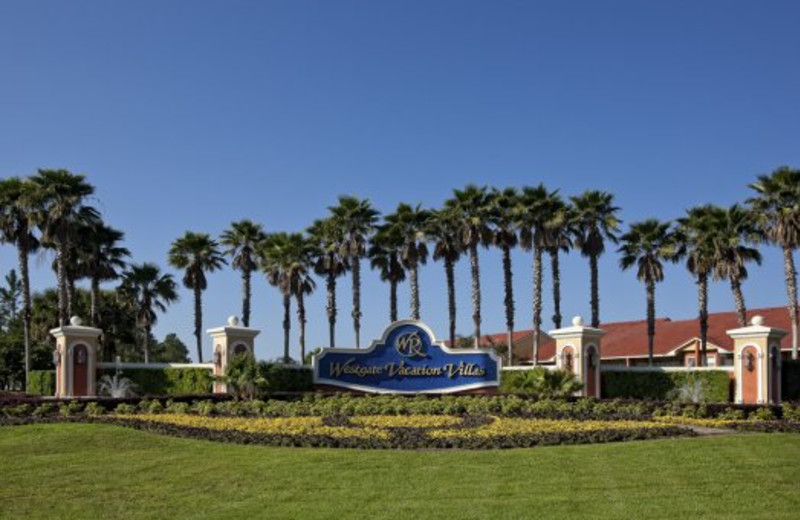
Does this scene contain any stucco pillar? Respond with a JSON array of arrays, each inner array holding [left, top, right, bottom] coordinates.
[[727, 315, 786, 405], [50, 316, 102, 398], [548, 316, 605, 398], [207, 316, 260, 394]]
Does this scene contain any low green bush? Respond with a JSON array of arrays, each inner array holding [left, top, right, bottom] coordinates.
[[259, 363, 313, 393], [27, 370, 55, 396], [84, 402, 105, 417], [501, 368, 582, 398], [602, 370, 731, 402]]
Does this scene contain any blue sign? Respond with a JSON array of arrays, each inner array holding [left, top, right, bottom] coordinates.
[[313, 320, 501, 393]]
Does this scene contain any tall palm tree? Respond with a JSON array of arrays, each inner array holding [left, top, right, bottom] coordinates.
[[618, 219, 682, 365], [748, 166, 800, 358], [708, 205, 762, 326], [518, 184, 560, 364], [308, 217, 348, 348], [259, 233, 314, 362], [328, 196, 379, 348], [368, 226, 406, 322], [0, 177, 40, 386], [488, 188, 519, 364], [118, 263, 178, 363], [76, 222, 129, 327], [571, 190, 621, 328], [220, 220, 267, 327], [384, 203, 430, 320], [30, 169, 99, 325], [545, 196, 574, 329], [445, 185, 493, 348], [168, 232, 227, 362], [426, 209, 463, 347], [678, 206, 718, 367]]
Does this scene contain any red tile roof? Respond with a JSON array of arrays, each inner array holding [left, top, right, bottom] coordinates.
[[480, 306, 795, 361]]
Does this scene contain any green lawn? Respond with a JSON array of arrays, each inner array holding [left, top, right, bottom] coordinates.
[[1, 424, 799, 520]]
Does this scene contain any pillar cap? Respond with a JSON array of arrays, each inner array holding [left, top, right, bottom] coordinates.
[[727, 316, 788, 339], [50, 318, 102, 338], [548, 316, 605, 339]]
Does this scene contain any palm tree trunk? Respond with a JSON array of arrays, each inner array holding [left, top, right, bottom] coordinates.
[[18, 241, 31, 388], [532, 246, 543, 366], [469, 243, 481, 348], [410, 265, 420, 320], [326, 268, 336, 348], [56, 243, 68, 326], [730, 276, 747, 327], [783, 246, 798, 359], [646, 279, 655, 366], [590, 253, 600, 328], [143, 324, 151, 364], [90, 276, 100, 327], [296, 292, 306, 364], [390, 279, 398, 322], [499, 245, 513, 365], [194, 284, 204, 363], [698, 272, 708, 367], [550, 249, 563, 329], [283, 293, 291, 362], [352, 256, 362, 348], [445, 258, 456, 348], [242, 267, 251, 327], [67, 273, 76, 320]]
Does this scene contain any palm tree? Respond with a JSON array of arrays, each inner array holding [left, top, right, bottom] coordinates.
[[259, 233, 314, 362], [368, 226, 406, 322], [518, 184, 560, 364], [384, 203, 430, 320], [445, 185, 493, 348], [118, 263, 178, 363], [545, 196, 574, 329], [708, 205, 762, 326], [426, 209, 463, 348], [618, 219, 682, 365], [168, 232, 227, 362], [220, 220, 267, 327], [488, 188, 519, 364], [30, 169, 99, 325], [678, 206, 718, 367], [748, 166, 800, 358], [308, 217, 348, 348], [0, 177, 40, 386], [328, 196, 379, 348], [76, 222, 129, 327], [571, 190, 621, 328]]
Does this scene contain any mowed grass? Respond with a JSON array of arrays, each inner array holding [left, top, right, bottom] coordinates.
[[1, 424, 799, 520]]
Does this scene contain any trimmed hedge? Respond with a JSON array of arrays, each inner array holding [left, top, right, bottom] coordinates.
[[602, 370, 731, 402], [782, 360, 800, 401], [261, 364, 313, 393], [27, 370, 55, 396], [98, 367, 213, 396]]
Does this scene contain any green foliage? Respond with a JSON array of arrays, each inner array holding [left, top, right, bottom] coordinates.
[[98, 367, 212, 396], [601, 370, 731, 402], [58, 401, 83, 417], [500, 368, 583, 398], [84, 402, 105, 417], [718, 407, 746, 421], [114, 403, 136, 414], [32, 403, 56, 417], [223, 355, 266, 399], [749, 406, 776, 421], [259, 362, 313, 393], [782, 360, 800, 401], [27, 370, 55, 396]]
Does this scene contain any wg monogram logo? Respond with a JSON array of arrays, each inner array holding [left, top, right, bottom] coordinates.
[[396, 331, 425, 358]]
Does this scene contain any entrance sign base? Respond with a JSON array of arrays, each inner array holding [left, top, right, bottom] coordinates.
[[727, 315, 786, 405], [313, 320, 501, 394]]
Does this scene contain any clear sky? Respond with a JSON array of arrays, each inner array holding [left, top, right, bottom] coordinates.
[[1, 1, 799, 362]]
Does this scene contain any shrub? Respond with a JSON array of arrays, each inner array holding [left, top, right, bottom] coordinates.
[[84, 402, 105, 417], [749, 406, 776, 422], [223, 356, 266, 400], [718, 407, 745, 421], [32, 403, 57, 417], [165, 400, 191, 414], [781, 403, 800, 422], [114, 403, 136, 414], [58, 401, 83, 417], [258, 362, 313, 393], [27, 370, 55, 396], [97, 367, 213, 396], [501, 368, 582, 398], [602, 370, 731, 402], [2, 404, 32, 418]]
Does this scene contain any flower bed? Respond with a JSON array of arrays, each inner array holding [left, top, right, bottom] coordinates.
[[110, 413, 694, 449]]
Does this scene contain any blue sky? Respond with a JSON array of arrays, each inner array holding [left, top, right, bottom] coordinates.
[[1, 1, 799, 361]]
